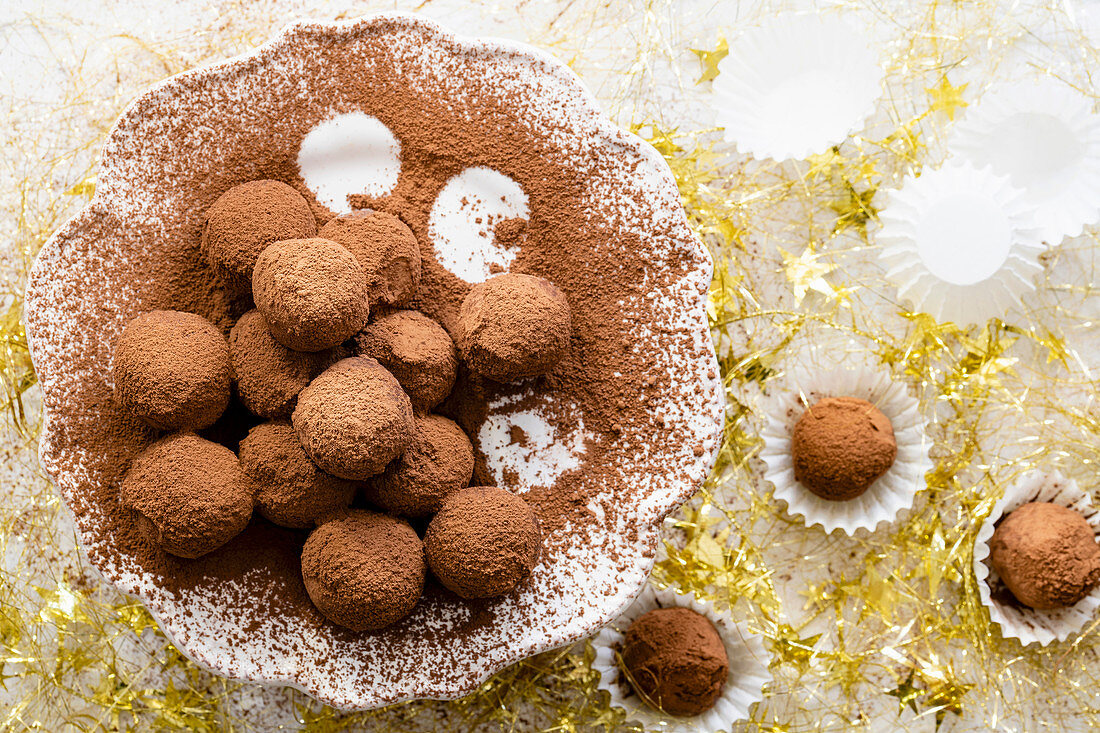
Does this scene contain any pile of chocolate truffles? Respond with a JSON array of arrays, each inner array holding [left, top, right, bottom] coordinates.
[[113, 179, 573, 631]]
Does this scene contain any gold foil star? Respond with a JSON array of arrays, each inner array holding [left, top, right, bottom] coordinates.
[[825, 649, 867, 696], [885, 671, 922, 715], [926, 77, 970, 120], [779, 247, 839, 304], [691, 36, 728, 84], [770, 624, 822, 674], [830, 183, 878, 236], [922, 671, 973, 730]]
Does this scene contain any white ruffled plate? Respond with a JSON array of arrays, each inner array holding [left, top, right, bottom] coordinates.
[[947, 77, 1100, 244], [973, 471, 1100, 647], [23, 13, 724, 710], [759, 364, 931, 536], [877, 162, 1045, 326], [592, 585, 770, 732], [711, 12, 883, 162]]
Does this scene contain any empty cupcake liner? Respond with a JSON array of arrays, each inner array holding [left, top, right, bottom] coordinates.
[[947, 76, 1100, 244], [592, 585, 769, 733], [710, 12, 883, 162], [877, 161, 1045, 326], [973, 471, 1100, 647], [758, 364, 931, 536]]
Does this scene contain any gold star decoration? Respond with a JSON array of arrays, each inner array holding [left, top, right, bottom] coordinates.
[[920, 661, 974, 730], [926, 76, 970, 120], [829, 182, 878, 236], [825, 648, 867, 696], [691, 36, 728, 84], [778, 246, 840, 304], [885, 671, 922, 715], [882, 659, 974, 731], [769, 624, 822, 675]]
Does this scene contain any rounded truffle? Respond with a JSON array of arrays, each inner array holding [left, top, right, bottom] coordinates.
[[424, 486, 541, 599], [120, 433, 254, 559], [990, 501, 1100, 610], [228, 310, 343, 418], [201, 180, 317, 290], [366, 415, 474, 518], [457, 273, 571, 382], [301, 510, 426, 631], [252, 238, 370, 352], [790, 396, 897, 501], [238, 421, 358, 529], [318, 210, 422, 306], [113, 310, 232, 430], [354, 309, 458, 411], [292, 356, 414, 480], [621, 607, 730, 717]]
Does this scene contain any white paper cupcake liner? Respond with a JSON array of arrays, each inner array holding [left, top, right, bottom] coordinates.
[[710, 13, 883, 162], [758, 364, 931, 536], [947, 77, 1100, 244], [973, 471, 1100, 647], [593, 585, 769, 733], [877, 161, 1045, 326]]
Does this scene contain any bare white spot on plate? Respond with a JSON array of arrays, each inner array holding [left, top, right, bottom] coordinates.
[[479, 393, 588, 491], [428, 167, 528, 282], [297, 112, 401, 214]]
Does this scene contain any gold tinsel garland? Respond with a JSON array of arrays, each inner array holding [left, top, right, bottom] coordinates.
[[2, 0, 1098, 730]]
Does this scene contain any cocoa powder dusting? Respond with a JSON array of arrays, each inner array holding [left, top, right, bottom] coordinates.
[[424, 486, 541, 599], [354, 309, 457, 412], [989, 501, 1100, 610], [318, 210, 422, 306], [620, 606, 729, 717], [119, 433, 254, 559], [301, 510, 426, 631], [365, 414, 474, 518], [791, 396, 897, 501]]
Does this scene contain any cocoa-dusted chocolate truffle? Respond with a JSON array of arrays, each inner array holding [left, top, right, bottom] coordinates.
[[253, 238, 369, 352], [424, 486, 541, 599], [457, 273, 572, 382], [366, 414, 474, 518], [113, 310, 232, 430], [301, 510, 426, 631], [120, 433, 254, 559], [292, 356, 414, 480], [621, 607, 729, 717], [228, 310, 343, 418], [791, 396, 896, 501], [354, 309, 457, 411], [201, 180, 317, 291], [990, 501, 1100, 610], [318, 210, 422, 306], [238, 421, 357, 529]]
